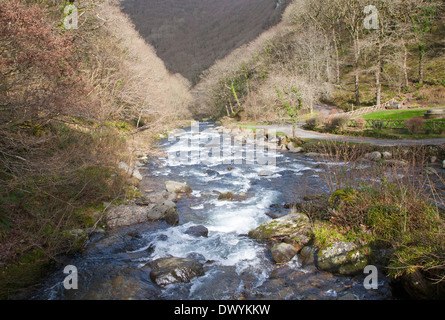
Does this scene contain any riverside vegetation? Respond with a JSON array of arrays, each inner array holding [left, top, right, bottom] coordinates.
[[0, 0, 444, 299], [0, 0, 191, 298]]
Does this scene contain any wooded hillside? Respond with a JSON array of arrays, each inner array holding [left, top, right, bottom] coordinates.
[[121, 0, 291, 84]]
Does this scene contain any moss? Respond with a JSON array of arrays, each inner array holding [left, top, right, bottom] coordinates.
[[0, 249, 53, 299], [328, 187, 358, 209]]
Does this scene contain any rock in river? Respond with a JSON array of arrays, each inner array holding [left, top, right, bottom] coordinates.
[[165, 181, 192, 193], [149, 257, 205, 287], [106, 201, 179, 229], [248, 213, 311, 243], [184, 225, 209, 238], [270, 243, 298, 263]]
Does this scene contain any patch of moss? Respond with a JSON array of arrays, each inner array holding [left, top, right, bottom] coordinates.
[[0, 249, 53, 299]]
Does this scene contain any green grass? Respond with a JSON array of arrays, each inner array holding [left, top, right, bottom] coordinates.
[[362, 109, 427, 120]]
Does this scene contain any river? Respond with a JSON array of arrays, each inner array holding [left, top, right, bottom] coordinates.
[[31, 122, 394, 300]]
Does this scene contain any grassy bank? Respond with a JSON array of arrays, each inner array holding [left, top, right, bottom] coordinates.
[[292, 142, 445, 298]]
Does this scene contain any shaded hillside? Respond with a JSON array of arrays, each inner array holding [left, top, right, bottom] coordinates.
[[193, 0, 444, 120], [120, 0, 291, 84]]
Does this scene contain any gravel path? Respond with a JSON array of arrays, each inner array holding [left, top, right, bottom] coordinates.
[[249, 124, 445, 146]]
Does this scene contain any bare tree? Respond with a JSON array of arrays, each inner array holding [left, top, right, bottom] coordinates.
[[333, 0, 367, 106]]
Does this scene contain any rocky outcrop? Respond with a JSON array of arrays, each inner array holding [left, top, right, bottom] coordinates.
[[106, 201, 179, 229], [316, 241, 368, 275], [148, 257, 205, 287]]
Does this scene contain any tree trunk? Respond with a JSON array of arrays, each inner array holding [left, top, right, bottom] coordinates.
[[354, 32, 360, 106], [333, 28, 340, 84], [418, 43, 425, 85], [376, 39, 382, 107], [403, 43, 409, 89]]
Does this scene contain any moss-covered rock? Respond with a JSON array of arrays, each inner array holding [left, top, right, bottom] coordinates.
[[248, 213, 311, 241], [316, 241, 368, 276]]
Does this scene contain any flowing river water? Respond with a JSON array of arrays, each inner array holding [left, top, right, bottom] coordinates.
[[32, 122, 394, 300]]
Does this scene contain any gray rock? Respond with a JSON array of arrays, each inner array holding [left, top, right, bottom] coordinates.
[[131, 168, 143, 180], [149, 257, 204, 287], [106, 202, 179, 229], [270, 243, 298, 263], [184, 225, 209, 238], [248, 213, 311, 240], [316, 241, 368, 275], [289, 147, 304, 153], [258, 170, 274, 176], [165, 181, 192, 193], [106, 205, 149, 229], [364, 152, 382, 161], [119, 162, 143, 180], [146, 201, 179, 226], [381, 152, 392, 160], [135, 191, 177, 205]]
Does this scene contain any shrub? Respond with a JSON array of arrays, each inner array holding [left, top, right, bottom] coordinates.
[[306, 114, 326, 129], [404, 117, 426, 134], [326, 114, 350, 132]]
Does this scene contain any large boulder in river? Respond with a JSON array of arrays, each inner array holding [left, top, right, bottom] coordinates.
[[165, 181, 192, 193], [248, 213, 311, 244], [146, 201, 179, 226], [149, 257, 204, 287], [184, 225, 209, 238], [316, 241, 368, 275], [106, 202, 179, 229]]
